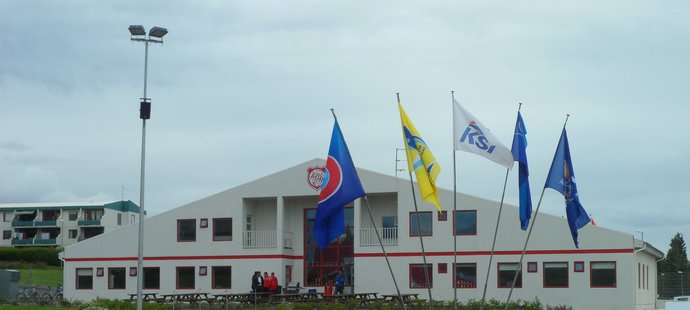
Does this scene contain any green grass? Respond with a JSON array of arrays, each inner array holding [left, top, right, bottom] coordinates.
[[0, 306, 75, 310], [17, 266, 63, 287]]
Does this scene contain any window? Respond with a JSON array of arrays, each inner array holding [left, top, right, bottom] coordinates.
[[176, 267, 195, 289], [527, 262, 538, 273], [117, 214, 122, 225], [438, 263, 447, 274], [76, 268, 93, 290], [454, 263, 477, 288], [212, 266, 232, 289], [213, 218, 232, 241], [304, 207, 354, 286], [200, 218, 208, 228], [68, 229, 78, 239], [382, 216, 398, 239], [199, 266, 207, 276], [83, 209, 103, 221], [131, 215, 136, 223], [498, 263, 522, 288], [68, 211, 78, 221], [409, 264, 433, 288], [144, 267, 160, 289], [409, 212, 432, 236], [108, 268, 126, 289], [544, 262, 568, 288], [177, 219, 196, 242], [454, 210, 477, 235], [574, 261, 585, 272], [3, 230, 10, 240], [3, 212, 11, 222], [591, 262, 616, 288], [438, 210, 447, 221]]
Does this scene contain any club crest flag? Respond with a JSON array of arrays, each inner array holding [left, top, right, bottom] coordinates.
[[398, 102, 442, 211], [313, 120, 365, 250], [453, 99, 514, 169], [545, 128, 590, 248]]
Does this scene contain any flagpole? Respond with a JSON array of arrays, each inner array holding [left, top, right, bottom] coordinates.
[[451, 91, 458, 310], [363, 196, 407, 310], [478, 103, 522, 310], [504, 114, 570, 309], [398, 93, 434, 310]]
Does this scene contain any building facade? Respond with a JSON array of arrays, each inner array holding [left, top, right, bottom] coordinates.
[[62, 160, 662, 309], [0, 201, 140, 248]]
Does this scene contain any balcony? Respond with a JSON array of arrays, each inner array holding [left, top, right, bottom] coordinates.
[[33, 220, 57, 227], [78, 219, 101, 226], [11, 221, 34, 227], [243, 231, 276, 249], [11, 238, 33, 245], [359, 227, 398, 246]]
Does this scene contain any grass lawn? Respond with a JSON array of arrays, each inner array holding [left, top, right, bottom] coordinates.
[[0, 307, 76, 310], [17, 266, 63, 287]]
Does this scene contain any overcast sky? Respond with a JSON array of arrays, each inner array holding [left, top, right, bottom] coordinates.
[[1, 1, 688, 254]]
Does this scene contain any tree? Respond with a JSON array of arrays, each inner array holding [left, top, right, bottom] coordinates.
[[659, 233, 690, 272]]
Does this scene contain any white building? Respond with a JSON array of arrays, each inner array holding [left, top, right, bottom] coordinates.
[[62, 159, 662, 310], [0, 201, 140, 248]]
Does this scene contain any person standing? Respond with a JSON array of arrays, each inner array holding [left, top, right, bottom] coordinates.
[[334, 269, 345, 294], [251, 271, 259, 292], [257, 271, 264, 292], [269, 272, 279, 293]]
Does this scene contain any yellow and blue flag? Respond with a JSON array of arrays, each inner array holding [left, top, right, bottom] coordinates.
[[398, 102, 442, 211], [314, 119, 366, 249], [545, 128, 590, 248]]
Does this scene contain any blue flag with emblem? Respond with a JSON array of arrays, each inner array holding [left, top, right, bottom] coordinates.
[[545, 128, 590, 248], [314, 120, 366, 250], [511, 111, 532, 231]]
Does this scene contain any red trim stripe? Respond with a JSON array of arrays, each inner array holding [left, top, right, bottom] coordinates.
[[65, 254, 304, 262], [354, 248, 633, 258]]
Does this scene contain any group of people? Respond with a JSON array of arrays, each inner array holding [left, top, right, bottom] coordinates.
[[251, 271, 280, 294]]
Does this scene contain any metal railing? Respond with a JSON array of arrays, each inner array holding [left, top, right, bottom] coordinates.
[[243, 231, 277, 248], [359, 227, 398, 246]]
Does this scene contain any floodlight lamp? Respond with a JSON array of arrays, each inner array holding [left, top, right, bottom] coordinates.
[[149, 27, 168, 38], [129, 25, 146, 36]]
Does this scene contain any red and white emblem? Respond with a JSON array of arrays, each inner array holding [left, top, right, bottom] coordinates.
[[307, 166, 326, 191]]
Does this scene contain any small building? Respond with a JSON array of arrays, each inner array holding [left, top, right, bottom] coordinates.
[[0, 201, 140, 248], [62, 160, 662, 310]]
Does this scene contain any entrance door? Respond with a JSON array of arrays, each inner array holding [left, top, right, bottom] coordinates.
[[285, 265, 292, 287]]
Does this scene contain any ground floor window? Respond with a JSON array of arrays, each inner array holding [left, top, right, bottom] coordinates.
[[76, 268, 93, 290], [144, 267, 160, 289], [544, 262, 568, 288], [212, 266, 232, 289], [177, 267, 195, 289], [2, 230, 10, 239], [409, 264, 433, 289], [108, 268, 126, 289], [454, 263, 477, 288], [591, 262, 616, 288], [498, 263, 522, 288]]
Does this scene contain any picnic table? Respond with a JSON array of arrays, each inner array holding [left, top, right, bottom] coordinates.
[[381, 293, 421, 304], [160, 292, 212, 303], [213, 292, 272, 304], [128, 293, 159, 302]]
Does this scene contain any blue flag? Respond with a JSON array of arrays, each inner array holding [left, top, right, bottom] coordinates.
[[511, 111, 532, 231], [544, 128, 590, 248], [313, 120, 365, 249]]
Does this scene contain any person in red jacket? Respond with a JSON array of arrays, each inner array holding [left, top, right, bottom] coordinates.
[[269, 272, 279, 293]]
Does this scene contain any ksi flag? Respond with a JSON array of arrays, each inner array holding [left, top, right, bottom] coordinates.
[[453, 99, 514, 169], [544, 128, 590, 248], [511, 111, 532, 230], [398, 102, 442, 211], [313, 120, 365, 249]]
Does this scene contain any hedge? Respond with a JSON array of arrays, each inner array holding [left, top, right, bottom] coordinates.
[[0, 247, 61, 266]]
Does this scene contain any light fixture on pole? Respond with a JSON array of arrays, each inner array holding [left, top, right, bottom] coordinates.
[[129, 24, 167, 310]]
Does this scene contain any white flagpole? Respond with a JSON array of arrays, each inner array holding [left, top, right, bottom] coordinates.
[[452, 91, 458, 310]]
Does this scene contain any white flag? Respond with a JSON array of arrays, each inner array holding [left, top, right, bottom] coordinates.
[[453, 98, 514, 169]]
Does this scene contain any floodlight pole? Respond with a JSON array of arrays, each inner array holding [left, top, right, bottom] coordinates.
[[129, 25, 166, 310]]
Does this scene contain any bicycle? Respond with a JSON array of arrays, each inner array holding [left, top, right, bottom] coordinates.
[[42, 285, 63, 304], [16, 286, 41, 304]]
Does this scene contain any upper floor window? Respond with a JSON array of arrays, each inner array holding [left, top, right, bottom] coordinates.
[[3, 230, 11, 240], [454, 210, 477, 235], [409, 212, 432, 237], [591, 262, 616, 288], [498, 263, 522, 288], [544, 262, 569, 288], [382, 216, 398, 239], [177, 219, 196, 242], [3, 212, 11, 222], [409, 264, 432, 289], [68, 211, 78, 221], [213, 218, 233, 241], [83, 209, 103, 221], [68, 229, 78, 239]]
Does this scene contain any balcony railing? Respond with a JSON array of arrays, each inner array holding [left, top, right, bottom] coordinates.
[[34, 220, 58, 227], [243, 231, 276, 249], [34, 239, 57, 245], [78, 219, 101, 226], [359, 227, 398, 246], [11, 221, 34, 227], [11, 238, 33, 245]]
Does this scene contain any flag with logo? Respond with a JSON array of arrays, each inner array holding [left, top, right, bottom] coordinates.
[[511, 111, 532, 230], [314, 120, 366, 249], [544, 128, 590, 248], [398, 102, 442, 211], [453, 99, 514, 169]]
